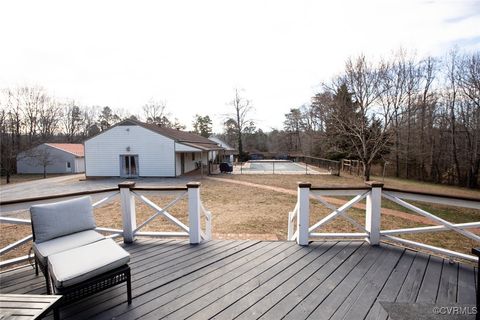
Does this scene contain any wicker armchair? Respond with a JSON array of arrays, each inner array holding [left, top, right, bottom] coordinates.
[[30, 196, 132, 316]]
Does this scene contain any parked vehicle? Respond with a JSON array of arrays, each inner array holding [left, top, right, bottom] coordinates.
[[220, 162, 233, 173]]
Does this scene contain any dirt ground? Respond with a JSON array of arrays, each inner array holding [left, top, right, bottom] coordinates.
[[1, 173, 479, 268]]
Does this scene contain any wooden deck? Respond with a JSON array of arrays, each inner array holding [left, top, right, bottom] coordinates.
[[0, 238, 477, 319]]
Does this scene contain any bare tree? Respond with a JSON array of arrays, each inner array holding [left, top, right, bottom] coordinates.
[[142, 99, 169, 125], [329, 55, 392, 180], [0, 89, 24, 183], [38, 98, 62, 139], [444, 50, 463, 184], [62, 100, 83, 141], [456, 52, 480, 187], [81, 106, 100, 137], [25, 146, 55, 178], [378, 52, 408, 177], [417, 57, 437, 180], [21, 86, 48, 144], [225, 89, 254, 160]]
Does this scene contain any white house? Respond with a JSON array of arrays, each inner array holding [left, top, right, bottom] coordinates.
[[208, 136, 237, 163], [84, 119, 224, 178], [17, 143, 85, 174]]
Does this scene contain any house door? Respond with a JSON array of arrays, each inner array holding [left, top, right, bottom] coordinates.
[[120, 155, 139, 177]]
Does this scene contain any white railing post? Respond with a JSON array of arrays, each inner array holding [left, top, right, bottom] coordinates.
[[297, 182, 311, 246], [288, 211, 294, 240], [187, 182, 202, 244], [365, 181, 383, 245], [119, 182, 137, 244], [205, 212, 212, 241]]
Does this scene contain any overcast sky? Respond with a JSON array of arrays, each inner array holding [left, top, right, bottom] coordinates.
[[1, 0, 479, 132]]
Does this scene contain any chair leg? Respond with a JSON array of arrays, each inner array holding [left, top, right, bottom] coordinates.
[[35, 259, 39, 276], [126, 268, 132, 305], [45, 267, 52, 295], [53, 307, 60, 320]]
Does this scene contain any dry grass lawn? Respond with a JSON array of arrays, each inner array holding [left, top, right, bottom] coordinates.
[[1, 173, 479, 269]]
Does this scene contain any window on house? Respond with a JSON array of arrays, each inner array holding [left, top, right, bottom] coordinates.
[[66, 162, 71, 168], [192, 153, 195, 161]]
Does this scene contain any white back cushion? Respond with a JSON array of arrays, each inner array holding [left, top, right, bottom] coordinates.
[[30, 196, 96, 243]]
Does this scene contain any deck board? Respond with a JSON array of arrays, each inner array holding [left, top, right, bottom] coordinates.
[[457, 264, 476, 304], [258, 242, 364, 320], [104, 241, 283, 320], [204, 242, 341, 320], [436, 259, 459, 304], [395, 252, 429, 303], [227, 242, 343, 320], [415, 255, 443, 303], [0, 239, 476, 320], [65, 240, 259, 319], [329, 245, 404, 320], [146, 242, 315, 320], [363, 249, 416, 320]]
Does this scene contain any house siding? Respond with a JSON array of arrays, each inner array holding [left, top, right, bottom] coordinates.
[[74, 158, 85, 173], [85, 125, 176, 177], [184, 152, 198, 173], [17, 145, 81, 174]]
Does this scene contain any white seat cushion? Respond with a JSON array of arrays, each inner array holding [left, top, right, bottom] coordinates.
[[48, 238, 130, 288], [30, 196, 96, 243], [33, 230, 105, 265]]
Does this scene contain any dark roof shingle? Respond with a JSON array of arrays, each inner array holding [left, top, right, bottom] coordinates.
[[119, 119, 222, 151]]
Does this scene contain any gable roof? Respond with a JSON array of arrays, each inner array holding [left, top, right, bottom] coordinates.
[[46, 143, 84, 157], [105, 119, 223, 151], [208, 136, 236, 151]]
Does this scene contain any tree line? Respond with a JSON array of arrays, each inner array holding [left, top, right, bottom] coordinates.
[[1, 48, 478, 189], [218, 49, 479, 188], [0, 88, 214, 180], [279, 49, 479, 187]]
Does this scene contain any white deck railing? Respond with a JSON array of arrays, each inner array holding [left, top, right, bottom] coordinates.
[[288, 182, 480, 262], [0, 181, 212, 268]]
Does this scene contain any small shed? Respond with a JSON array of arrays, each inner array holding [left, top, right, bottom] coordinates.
[[17, 143, 85, 174]]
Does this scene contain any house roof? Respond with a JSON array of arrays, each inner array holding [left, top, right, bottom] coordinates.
[[115, 119, 223, 151], [208, 136, 236, 151], [46, 143, 84, 157]]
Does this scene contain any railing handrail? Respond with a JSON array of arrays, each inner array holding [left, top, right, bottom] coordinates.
[[0, 185, 193, 207], [1, 181, 213, 269], [131, 186, 188, 191], [310, 186, 371, 191], [0, 188, 119, 206], [308, 185, 479, 203], [289, 182, 480, 262]]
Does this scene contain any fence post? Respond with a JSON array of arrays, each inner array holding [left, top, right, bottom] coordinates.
[[297, 182, 311, 246], [365, 181, 383, 245], [119, 182, 137, 244], [187, 182, 202, 244]]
